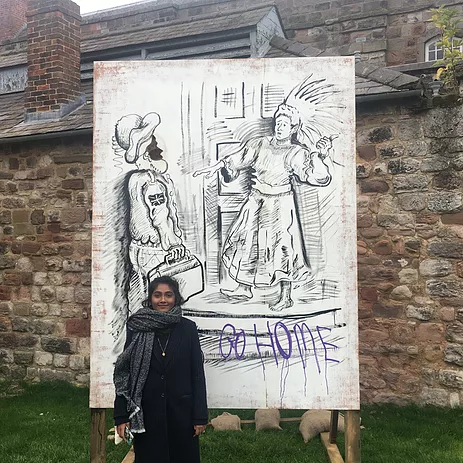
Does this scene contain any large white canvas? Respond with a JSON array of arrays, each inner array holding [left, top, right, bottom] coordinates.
[[91, 58, 359, 409]]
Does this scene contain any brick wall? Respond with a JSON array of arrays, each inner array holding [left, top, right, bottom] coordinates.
[[25, 0, 81, 116], [0, 0, 27, 43], [386, 7, 441, 66], [0, 103, 462, 405]]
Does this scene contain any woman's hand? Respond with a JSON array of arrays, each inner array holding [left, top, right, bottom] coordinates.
[[117, 423, 130, 441], [193, 424, 207, 437], [315, 136, 333, 160], [166, 244, 187, 263], [193, 160, 225, 179]]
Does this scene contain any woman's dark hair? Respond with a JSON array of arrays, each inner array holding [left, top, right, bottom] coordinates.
[[147, 276, 185, 307]]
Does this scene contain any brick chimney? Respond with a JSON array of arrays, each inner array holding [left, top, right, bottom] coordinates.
[[25, 0, 84, 122], [0, 0, 27, 43]]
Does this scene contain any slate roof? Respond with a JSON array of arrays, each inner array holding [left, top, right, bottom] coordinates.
[[269, 36, 420, 96], [355, 62, 420, 95], [0, 52, 26, 69], [267, 36, 324, 59], [82, 4, 273, 54], [0, 3, 274, 69], [0, 81, 93, 141], [0, 3, 280, 142], [0, 7, 422, 142], [0, 54, 422, 142]]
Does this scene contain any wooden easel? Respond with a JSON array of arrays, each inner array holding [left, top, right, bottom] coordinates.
[[91, 408, 361, 463], [90, 408, 106, 463], [321, 410, 361, 463], [90, 408, 135, 463]]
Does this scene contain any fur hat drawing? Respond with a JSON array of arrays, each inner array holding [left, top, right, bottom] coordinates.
[[115, 112, 161, 164]]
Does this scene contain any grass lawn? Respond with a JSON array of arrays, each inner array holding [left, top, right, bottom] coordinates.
[[1, 381, 463, 463]]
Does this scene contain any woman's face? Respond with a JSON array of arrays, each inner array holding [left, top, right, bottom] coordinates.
[[151, 283, 176, 312], [275, 115, 293, 141]]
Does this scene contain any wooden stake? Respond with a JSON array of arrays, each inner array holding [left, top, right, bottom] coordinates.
[[240, 416, 302, 424], [90, 408, 106, 463], [345, 410, 361, 463], [122, 447, 135, 463], [321, 432, 344, 463]]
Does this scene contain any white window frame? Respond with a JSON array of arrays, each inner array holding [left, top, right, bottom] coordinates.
[[425, 37, 463, 62]]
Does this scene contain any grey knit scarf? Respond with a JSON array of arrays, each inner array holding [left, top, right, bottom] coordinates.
[[113, 305, 182, 433]]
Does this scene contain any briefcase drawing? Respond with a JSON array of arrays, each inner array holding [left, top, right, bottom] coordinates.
[[148, 254, 204, 303]]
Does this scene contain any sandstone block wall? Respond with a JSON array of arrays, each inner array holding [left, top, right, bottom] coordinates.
[[0, 137, 92, 385], [356, 103, 463, 406], [283, 0, 463, 65]]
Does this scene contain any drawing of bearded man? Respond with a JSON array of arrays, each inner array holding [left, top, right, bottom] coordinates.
[[114, 113, 186, 310]]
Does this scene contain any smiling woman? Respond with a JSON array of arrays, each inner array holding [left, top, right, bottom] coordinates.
[[151, 284, 176, 312], [113, 275, 208, 463]]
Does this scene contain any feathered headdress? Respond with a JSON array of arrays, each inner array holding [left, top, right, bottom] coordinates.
[[277, 75, 345, 147]]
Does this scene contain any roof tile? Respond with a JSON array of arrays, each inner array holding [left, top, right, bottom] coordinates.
[[82, 6, 271, 54], [0, 81, 93, 141]]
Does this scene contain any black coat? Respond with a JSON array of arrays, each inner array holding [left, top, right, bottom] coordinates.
[[114, 317, 208, 463]]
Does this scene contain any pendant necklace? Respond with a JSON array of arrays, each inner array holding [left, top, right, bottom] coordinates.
[[157, 335, 170, 357]]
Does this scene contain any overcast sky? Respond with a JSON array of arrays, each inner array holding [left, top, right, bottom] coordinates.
[[76, 0, 142, 14]]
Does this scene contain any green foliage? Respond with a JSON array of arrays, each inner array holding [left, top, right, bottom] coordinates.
[[429, 5, 463, 91]]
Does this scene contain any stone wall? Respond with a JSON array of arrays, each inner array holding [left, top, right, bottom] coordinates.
[[0, 102, 462, 406], [0, 136, 92, 384], [81, 0, 463, 66], [356, 102, 463, 406], [283, 0, 463, 65]]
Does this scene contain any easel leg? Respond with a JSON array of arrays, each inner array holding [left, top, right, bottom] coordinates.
[[321, 411, 343, 463], [329, 410, 339, 444], [90, 408, 106, 463], [122, 447, 135, 463], [345, 410, 361, 463]]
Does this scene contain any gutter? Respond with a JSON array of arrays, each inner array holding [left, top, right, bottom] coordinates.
[[0, 128, 92, 145], [356, 89, 422, 104]]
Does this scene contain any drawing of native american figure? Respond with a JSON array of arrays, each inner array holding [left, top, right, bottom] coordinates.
[[195, 77, 339, 311]]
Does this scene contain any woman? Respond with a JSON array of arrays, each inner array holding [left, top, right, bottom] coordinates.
[[113, 276, 208, 463], [194, 103, 333, 311]]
